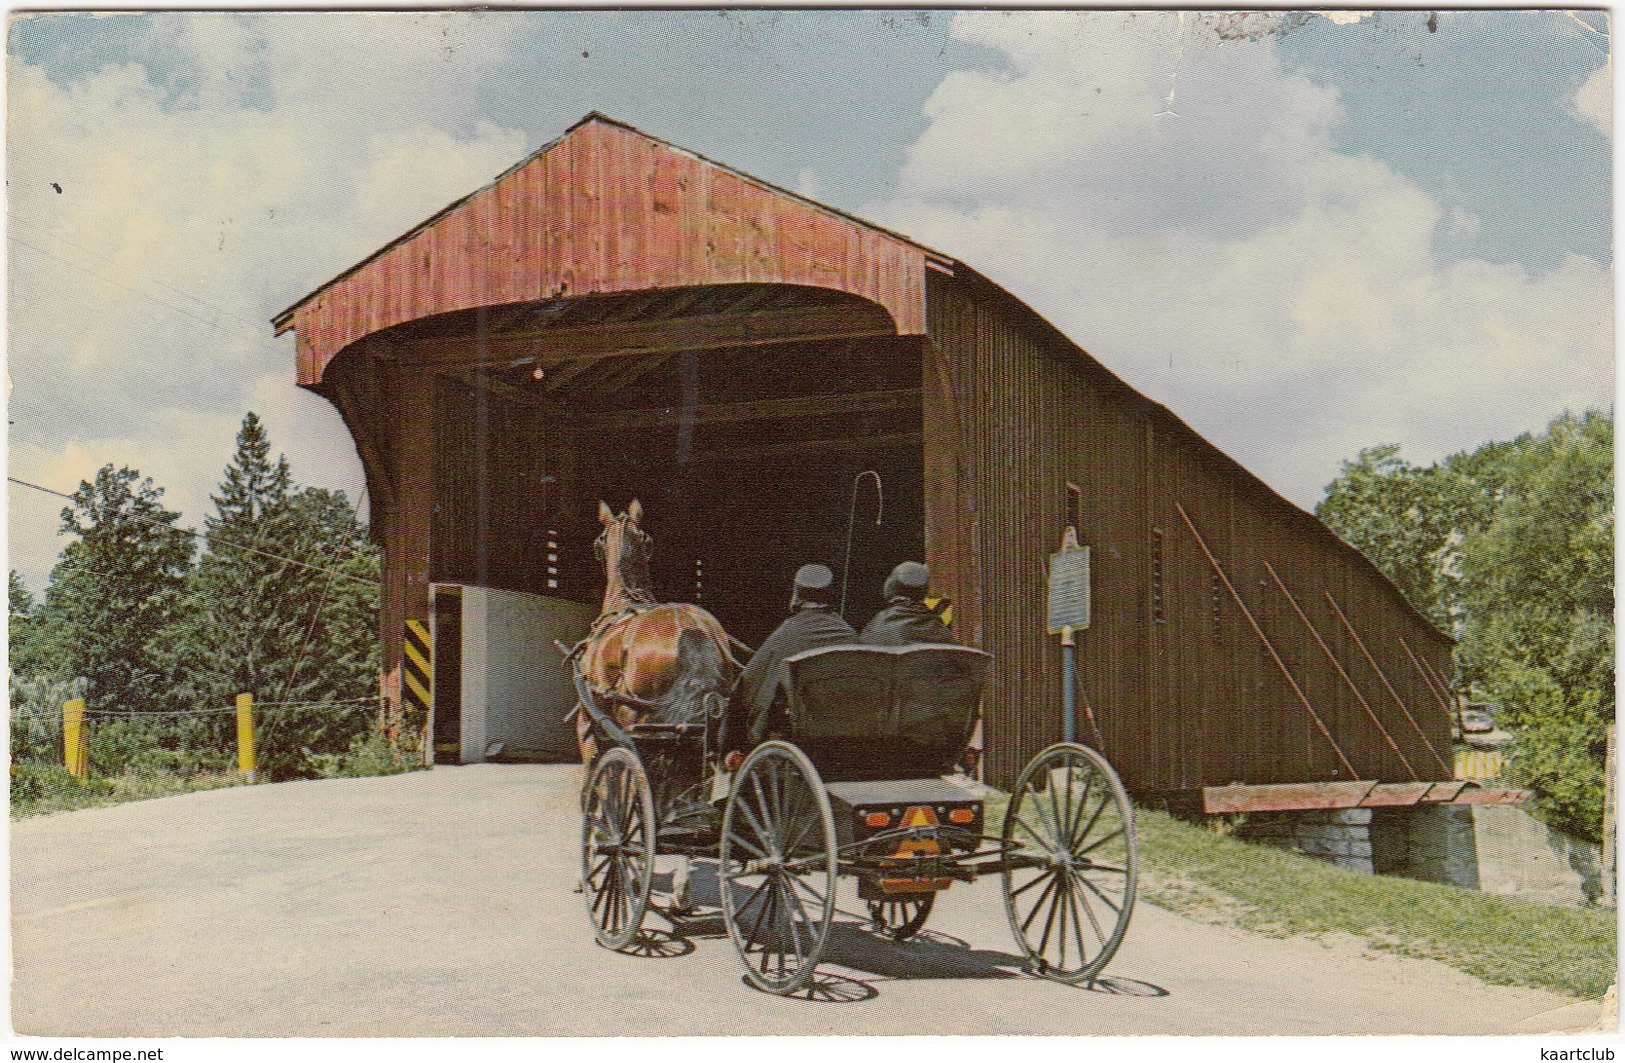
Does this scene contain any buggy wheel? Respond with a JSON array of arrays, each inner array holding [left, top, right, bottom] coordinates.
[[581, 747, 655, 951], [866, 894, 934, 941], [1001, 742, 1137, 984], [719, 741, 837, 994]]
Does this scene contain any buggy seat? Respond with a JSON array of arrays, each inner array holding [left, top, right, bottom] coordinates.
[[782, 644, 991, 782]]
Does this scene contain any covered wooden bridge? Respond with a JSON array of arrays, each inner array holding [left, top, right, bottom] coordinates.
[[275, 113, 1506, 816]]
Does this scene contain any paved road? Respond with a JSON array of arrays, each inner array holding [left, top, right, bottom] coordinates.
[[10, 764, 1605, 1037]]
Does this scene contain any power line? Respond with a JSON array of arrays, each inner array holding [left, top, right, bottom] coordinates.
[[80, 699, 381, 720], [7, 476, 380, 588], [274, 484, 371, 705], [8, 234, 287, 358], [14, 558, 351, 615], [256, 697, 381, 707], [8, 214, 273, 334]]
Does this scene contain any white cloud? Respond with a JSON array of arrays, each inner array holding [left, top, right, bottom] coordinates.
[[1571, 61, 1611, 138], [6, 374, 371, 591], [7, 13, 532, 590], [794, 168, 823, 200], [875, 10, 1613, 509], [352, 122, 529, 236]]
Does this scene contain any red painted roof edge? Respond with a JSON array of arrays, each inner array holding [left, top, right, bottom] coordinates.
[[271, 112, 955, 335]]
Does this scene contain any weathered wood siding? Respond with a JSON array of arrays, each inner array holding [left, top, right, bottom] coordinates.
[[431, 378, 564, 595], [925, 268, 1453, 792], [278, 115, 929, 384]]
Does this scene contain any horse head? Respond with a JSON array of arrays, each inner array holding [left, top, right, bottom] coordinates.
[[595, 499, 656, 611]]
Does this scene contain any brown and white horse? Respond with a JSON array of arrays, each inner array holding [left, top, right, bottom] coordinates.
[[574, 499, 740, 763]]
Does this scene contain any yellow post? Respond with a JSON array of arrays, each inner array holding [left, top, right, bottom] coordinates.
[[236, 693, 257, 782], [62, 698, 88, 778]]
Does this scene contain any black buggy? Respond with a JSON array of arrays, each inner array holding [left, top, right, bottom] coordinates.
[[570, 642, 1138, 995]]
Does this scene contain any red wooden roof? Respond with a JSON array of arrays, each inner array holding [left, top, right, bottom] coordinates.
[[275, 113, 940, 385]]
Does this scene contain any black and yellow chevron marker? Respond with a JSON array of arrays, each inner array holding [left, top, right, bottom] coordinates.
[[403, 618, 433, 719], [925, 596, 953, 628]]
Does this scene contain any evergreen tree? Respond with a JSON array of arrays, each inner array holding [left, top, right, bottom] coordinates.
[[8, 570, 53, 677], [161, 413, 297, 712], [160, 414, 380, 777], [209, 411, 291, 533], [10, 571, 33, 616], [249, 487, 382, 773], [35, 465, 194, 714]]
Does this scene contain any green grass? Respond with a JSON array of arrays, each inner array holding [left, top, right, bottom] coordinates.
[[10, 761, 251, 818], [11, 735, 426, 819], [984, 792, 1615, 1000]]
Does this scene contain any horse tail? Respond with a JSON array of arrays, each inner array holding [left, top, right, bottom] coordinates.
[[657, 627, 728, 726]]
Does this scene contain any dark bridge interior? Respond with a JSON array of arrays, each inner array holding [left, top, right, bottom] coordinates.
[[572, 335, 925, 647], [392, 284, 928, 649]]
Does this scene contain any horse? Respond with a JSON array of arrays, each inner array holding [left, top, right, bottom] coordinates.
[[573, 499, 741, 765]]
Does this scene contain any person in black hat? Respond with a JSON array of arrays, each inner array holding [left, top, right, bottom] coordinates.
[[860, 561, 956, 646], [723, 563, 857, 753]]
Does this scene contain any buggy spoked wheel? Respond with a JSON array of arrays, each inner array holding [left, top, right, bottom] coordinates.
[[719, 741, 837, 994], [1001, 742, 1137, 984], [867, 895, 934, 941], [581, 747, 656, 951]]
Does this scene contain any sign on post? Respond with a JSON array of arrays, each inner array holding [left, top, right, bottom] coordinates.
[[1047, 537, 1092, 635], [403, 618, 433, 722]]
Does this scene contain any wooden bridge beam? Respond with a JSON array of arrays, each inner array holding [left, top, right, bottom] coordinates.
[[397, 305, 896, 368]]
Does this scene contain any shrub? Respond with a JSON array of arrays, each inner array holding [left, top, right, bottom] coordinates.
[[10, 761, 113, 806], [9, 675, 87, 765], [86, 717, 161, 775], [304, 729, 424, 779]]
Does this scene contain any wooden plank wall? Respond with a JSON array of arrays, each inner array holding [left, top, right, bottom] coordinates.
[[925, 271, 1152, 790], [283, 117, 928, 384], [925, 270, 1454, 792], [431, 377, 562, 595]]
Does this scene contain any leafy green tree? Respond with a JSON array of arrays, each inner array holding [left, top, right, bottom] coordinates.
[[1456, 412, 1613, 840], [8, 673, 86, 765], [34, 466, 194, 714], [1319, 412, 1613, 841], [159, 414, 380, 778], [1317, 443, 1512, 630], [1317, 445, 1461, 628]]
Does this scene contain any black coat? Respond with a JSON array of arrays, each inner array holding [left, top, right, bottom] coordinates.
[[860, 599, 956, 647], [727, 605, 857, 749]]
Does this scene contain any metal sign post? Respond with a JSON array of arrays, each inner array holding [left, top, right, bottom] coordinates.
[[1048, 528, 1092, 745]]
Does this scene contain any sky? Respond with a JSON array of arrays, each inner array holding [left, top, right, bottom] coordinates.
[[5, 9, 1613, 597]]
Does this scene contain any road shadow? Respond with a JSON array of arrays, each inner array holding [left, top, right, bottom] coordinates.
[[741, 971, 879, 1004], [640, 859, 1170, 1001], [617, 928, 696, 959], [1081, 975, 1168, 997], [820, 918, 1026, 980]]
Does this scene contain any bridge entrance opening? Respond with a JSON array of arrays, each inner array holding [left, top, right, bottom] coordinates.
[[384, 285, 928, 758], [567, 334, 925, 648]]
